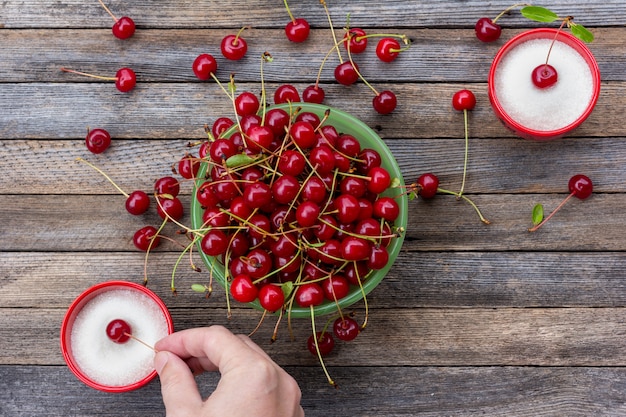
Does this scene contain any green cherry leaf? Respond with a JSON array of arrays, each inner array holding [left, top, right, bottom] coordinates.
[[281, 281, 294, 299], [569, 23, 594, 43], [408, 191, 417, 201], [191, 283, 208, 293], [390, 177, 401, 188], [226, 153, 258, 168], [521, 6, 559, 23], [532, 203, 544, 226]]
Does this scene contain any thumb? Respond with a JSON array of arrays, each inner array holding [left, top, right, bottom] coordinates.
[[154, 351, 203, 414]]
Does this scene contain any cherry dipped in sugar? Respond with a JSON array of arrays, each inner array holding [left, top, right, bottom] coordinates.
[[106, 319, 132, 343]]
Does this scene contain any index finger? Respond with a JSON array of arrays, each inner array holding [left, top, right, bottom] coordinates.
[[154, 325, 264, 374]]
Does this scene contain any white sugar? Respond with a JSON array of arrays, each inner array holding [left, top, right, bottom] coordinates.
[[70, 289, 169, 387], [494, 38, 594, 131]]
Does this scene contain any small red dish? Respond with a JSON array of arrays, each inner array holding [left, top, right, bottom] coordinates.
[[60, 281, 173, 393]]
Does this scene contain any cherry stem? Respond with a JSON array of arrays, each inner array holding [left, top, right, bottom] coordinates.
[[528, 191, 575, 232], [283, 0, 296, 23], [76, 157, 129, 198], [459, 109, 469, 198], [493, 3, 531, 23], [123, 332, 158, 352], [320, 0, 343, 63], [545, 19, 568, 66], [97, 0, 118, 22], [437, 187, 491, 225], [60, 67, 116, 81], [309, 305, 337, 387], [345, 39, 379, 96], [234, 26, 247, 45]]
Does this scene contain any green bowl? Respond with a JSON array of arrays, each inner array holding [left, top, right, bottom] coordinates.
[[191, 103, 407, 318]]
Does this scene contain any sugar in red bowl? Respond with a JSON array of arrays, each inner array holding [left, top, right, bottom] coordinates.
[[488, 28, 601, 141], [60, 281, 173, 393]]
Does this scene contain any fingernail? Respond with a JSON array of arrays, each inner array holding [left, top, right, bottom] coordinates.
[[154, 351, 169, 374]]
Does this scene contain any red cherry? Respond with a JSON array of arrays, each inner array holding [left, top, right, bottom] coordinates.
[[475, 17, 502, 42], [196, 182, 220, 208], [235, 92, 260, 116], [230, 274, 258, 303], [367, 245, 389, 270], [341, 236, 371, 261], [333, 317, 360, 341], [343, 28, 368, 53], [335, 194, 361, 224], [307, 332, 335, 356], [154, 176, 180, 197], [302, 85, 325, 103], [125, 190, 150, 215], [112, 16, 135, 39], [192, 54, 218, 80], [271, 175, 300, 205], [221, 33, 248, 61], [211, 117, 234, 139], [244, 181, 273, 209], [376, 38, 401, 62], [200, 229, 230, 257], [452, 89, 476, 111], [373, 90, 397, 114], [85, 128, 111, 154], [290, 120, 316, 149], [133, 226, 160, 251], [417, 173, 439, 199], [285, 18, 310, 43], [367, 166, 391, 194], [258, 284, 285, 312], [265, 108, 291, 136], [373, 196, 399, 221], [295, 282, 325, 307], [177, 154, 200, 179], [531, 64, 558, 89], [334, 61, 360, 85], [322, 275, 350, 301], [106, 319, 131, 343], [157, 197, 184, 221], [278, 149, 306, 176], [309, 144, 335, 174], [245, 125, 274, 153], [296, 201, 320, 228], [568, 174, 593, 199], [274, 84, 300, 104], [208, 138, 237, 163], [114, 67, 136, 92]]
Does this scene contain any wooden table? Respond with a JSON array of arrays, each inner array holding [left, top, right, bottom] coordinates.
[[2, 1, 626, 415]]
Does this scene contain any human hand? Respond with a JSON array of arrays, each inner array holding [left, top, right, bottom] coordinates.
[[153, 325, 304, 417]]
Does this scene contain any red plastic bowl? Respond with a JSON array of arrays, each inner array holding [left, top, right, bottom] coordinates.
[[60, 281, 173, 393], [488, 28, 601, 141]]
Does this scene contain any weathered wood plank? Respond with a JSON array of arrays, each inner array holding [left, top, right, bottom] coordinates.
[[2, 365, 626, 417], [0, 28, 621, 82], [2, 136, 626, 195], [2, 0, 624, 28], [0, 82, 622, 139], [1, 193, 624, 252], [3, 307, 626, 366], [3, 252, 626, 309]]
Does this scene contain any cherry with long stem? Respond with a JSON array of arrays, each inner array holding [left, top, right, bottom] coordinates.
[[452, 89, 476, 198]]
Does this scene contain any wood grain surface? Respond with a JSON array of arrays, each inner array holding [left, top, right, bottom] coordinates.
[[1, 1, 625, 416]]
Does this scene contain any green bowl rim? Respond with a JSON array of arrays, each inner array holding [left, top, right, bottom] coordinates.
[[191, 103, 408, 318]]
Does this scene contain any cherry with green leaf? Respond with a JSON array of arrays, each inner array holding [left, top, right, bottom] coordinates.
[[528, 174, 593, 232], [519, 6, 594, 89]]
